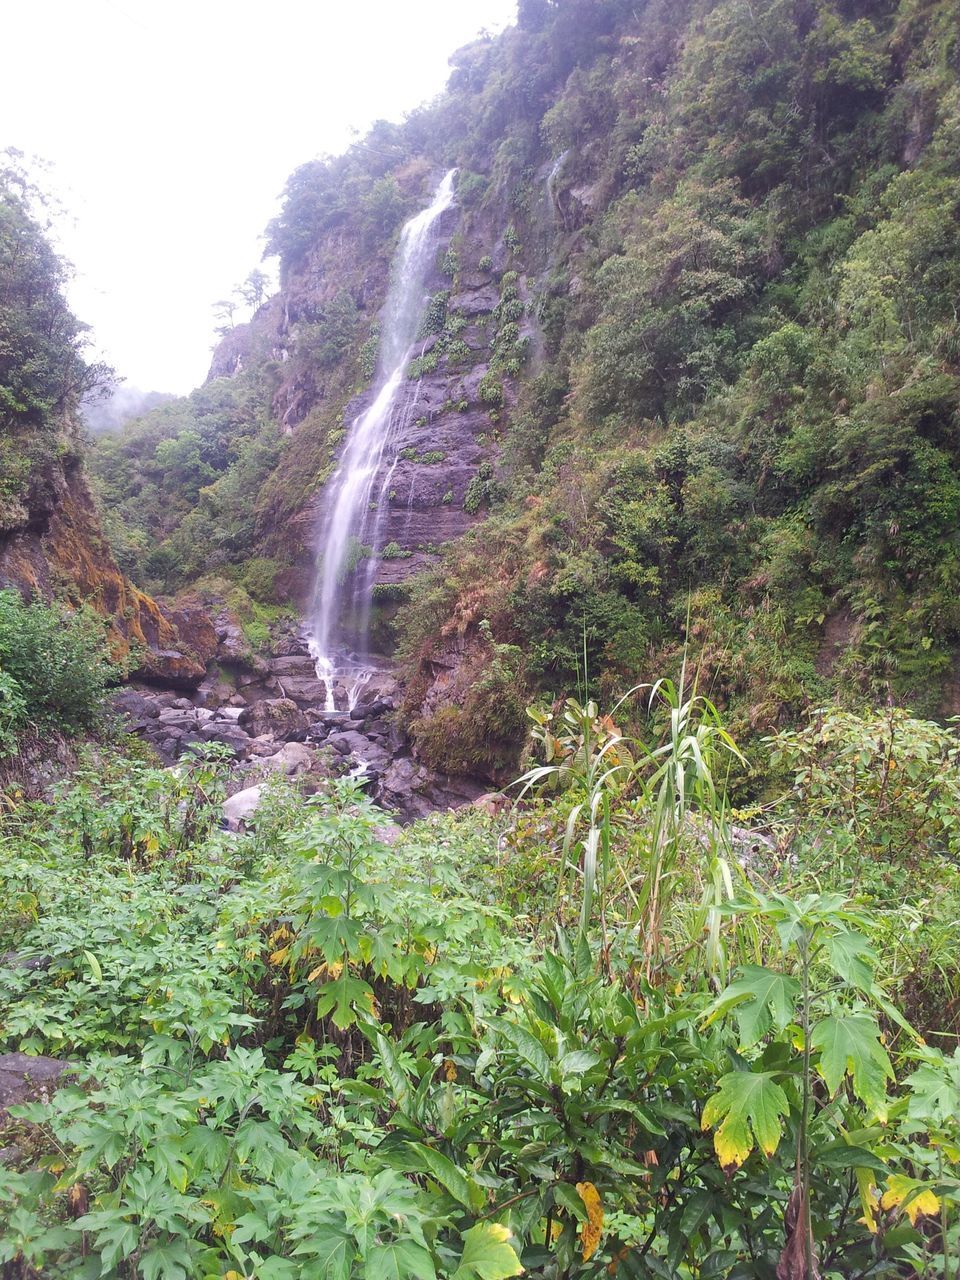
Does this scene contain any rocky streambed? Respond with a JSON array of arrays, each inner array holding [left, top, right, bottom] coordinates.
[[113, 631, 484, 823]]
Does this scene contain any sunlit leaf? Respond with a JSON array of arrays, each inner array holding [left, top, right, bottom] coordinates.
[[701, 1070, 790, 1170], [811, 1014, 893, 1120], [453, 1223, 524, 1280], [703, 965, 799, 1048]]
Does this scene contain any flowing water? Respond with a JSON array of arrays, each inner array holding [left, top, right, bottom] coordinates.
[[308, 169, 457, 710]]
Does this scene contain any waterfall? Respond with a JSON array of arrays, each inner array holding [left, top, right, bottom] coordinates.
[[308, 168, 457, 709]]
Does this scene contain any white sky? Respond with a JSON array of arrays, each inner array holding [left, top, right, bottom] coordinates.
[[2, 0, 516, 394]]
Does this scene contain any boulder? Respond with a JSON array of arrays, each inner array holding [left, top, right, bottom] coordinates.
[[275, 676, 330, 706], [110, 689, 160, 720], [308, 710, 351, 728], [266, 655, 320, 678], [0, 1054, 73, 1117], [199, 723, 252, 757], [157, 709, 200, 730], [244, 741, 321, 782], [166, 603, 219, 666], [223, 785, 263, 830], [325, 731, 391, 774], [194, 675, 237, 709], [216, 618, 251, 663], [270, 637, 311, 658], [263, 742, 315, 775], [239, 697, 309, 740], [474, 792, 512, 817]]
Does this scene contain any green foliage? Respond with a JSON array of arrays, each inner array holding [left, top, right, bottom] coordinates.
[[1, 697, 960, 1277], [463, 462, 506, 515], [90, 372, 283, 592], [0, 590, 116, 749], [0, 155, 110, 429]]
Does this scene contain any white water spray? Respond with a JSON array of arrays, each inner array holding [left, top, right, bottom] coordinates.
[[308, 169, 457, 709]]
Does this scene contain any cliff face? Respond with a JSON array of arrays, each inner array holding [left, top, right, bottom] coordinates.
[[213, 189, 534, 612], [0, 448, 206, 687]]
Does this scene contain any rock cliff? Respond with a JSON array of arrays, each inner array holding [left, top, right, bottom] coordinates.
[[0, 447, 206, 687]]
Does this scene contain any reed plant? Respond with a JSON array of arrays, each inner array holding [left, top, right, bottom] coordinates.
[[516, 662, 745, 979]]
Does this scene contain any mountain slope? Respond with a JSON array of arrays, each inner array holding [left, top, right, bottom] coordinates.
[[0, 161, 207, 686], [93, 0, 960, 771]]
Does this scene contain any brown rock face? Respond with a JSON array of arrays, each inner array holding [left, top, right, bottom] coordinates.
[[0, 454, 207, 687]]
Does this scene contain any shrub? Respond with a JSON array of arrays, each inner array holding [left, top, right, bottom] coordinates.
[[0, 590, 116, 746], [241, 556, 281, 603], [380, 541, 412, 560], [478, 372, 504, 406]]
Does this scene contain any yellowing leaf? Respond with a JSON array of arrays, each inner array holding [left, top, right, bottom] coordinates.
[[881, 1174, 941, 1225], [453, 1221, 524, 1280], [855, 1168, 879, 1234], [701, 1070, 790, 1170], [576, 1181, 604, 1262], [269, 946, 289, 965], [444, 1057, 458, 1082]]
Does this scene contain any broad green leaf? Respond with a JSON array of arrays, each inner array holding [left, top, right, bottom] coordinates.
[[82, 949, 102, 984], [294, 1227, 353, 1280], [703, 966, 798, 1048], [553, 1181, 588, 1221], [811, 1014, 893, 1120], [825, 930, 875, 990], [813, 1140, 888, 1175], [366, 1239, 436, 1280], [558, 1049, 600, 1080], [139, 1241, 191, 1280], [453, 1223, 524, 1280], [905, 1050, 960, 1126], [80, 1217, 138, 1270], [494, 1020, 552, 1082], [700, 1070, 790, 1170], [407, 1142, 483, 1212], [315, 969, 375, 1030]]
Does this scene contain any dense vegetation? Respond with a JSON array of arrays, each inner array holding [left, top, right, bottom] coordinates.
[[391, 0, 960, 747], [0, 589, 116, 756], [89, 375, 283, 595], [1, 693, 959, 1277], [0, 153, 110, 535]]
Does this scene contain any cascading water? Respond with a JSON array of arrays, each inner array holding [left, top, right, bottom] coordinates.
[[308, 168, 457, 710]]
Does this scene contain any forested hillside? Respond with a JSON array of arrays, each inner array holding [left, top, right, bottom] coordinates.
[[91, 0, 960, 771], [0, 155, 207, 694]]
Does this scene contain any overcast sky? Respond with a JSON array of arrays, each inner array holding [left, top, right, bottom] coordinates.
[[2, 0, 517, 394]]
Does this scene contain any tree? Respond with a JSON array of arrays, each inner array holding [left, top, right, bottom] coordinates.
[[238, 268, 270, 313]]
